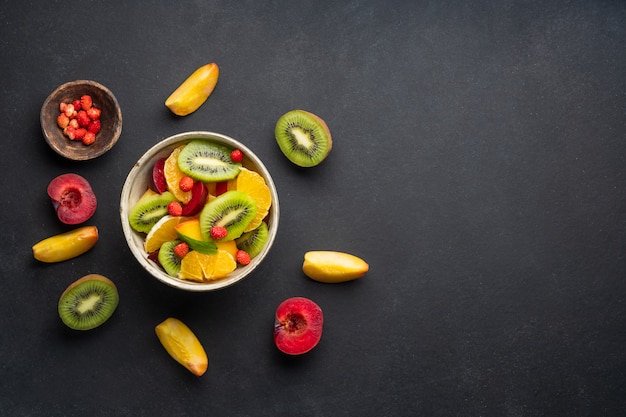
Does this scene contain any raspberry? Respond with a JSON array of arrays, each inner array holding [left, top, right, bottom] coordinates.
[[210, 226, 228, 240], [167, 201, 183, 216], [73, 128, 87, 141], [179, 176, 194, 192], [236, 250, 251, 265], [82, 132, 96, 145], [72, 99, 82, 111], [230, 149, 243, 163], [87, 119, 101, 134], [80, 95, 92, 110], [76, 110, 90, 128], [173, 242, 189, 259], [57, 113, 70, 129], [87, 107, 101, 120]]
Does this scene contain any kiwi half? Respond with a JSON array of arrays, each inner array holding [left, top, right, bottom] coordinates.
[[178, 140, 241, 182], [275, 110, 332, 167], [158, 240, 183, 277], [129, 191, 176, 233], [235, 221, 269, 259], [199, 190, 257, 241], [58, 274, 119, 331]]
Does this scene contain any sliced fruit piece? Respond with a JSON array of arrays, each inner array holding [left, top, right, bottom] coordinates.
[[155, 317, 208, 376], [179, 249, 236, 281], [302, 251, 369, 283], [164, 145, 193, 204], [47, 173, 97, 224], [175, 218, 218, 255], [152, 157, 168, 193], [199, 190, 257, 241], [235, 222, 269, 259], [32, 226, 98, 263], [178, 251, 205, 282], [158, 240, 183, 277], [177, 140, 241, 182], [145, 215, 187, 253], [139, 188, 158, 201], [273, 297, 323, 355], [58, 274, 119, 331], [165, 62, 219, 117], [181, 180, 208, 216], [275, 110, 332, 167], [216, 240, 237, 259], [128, 191, 176, 233], [233, 168, 272, 232]]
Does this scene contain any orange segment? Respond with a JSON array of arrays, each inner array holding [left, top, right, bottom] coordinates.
[[164, 145, 193, 204], [179, 251, 206, 282], [234, 168, 272, 232], [179, 249, 237, 282], [216, 240, 237, 259], [144, 215, 187, 253]]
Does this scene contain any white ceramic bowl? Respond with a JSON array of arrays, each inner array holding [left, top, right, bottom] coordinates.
[[120, 131, 279, 291]]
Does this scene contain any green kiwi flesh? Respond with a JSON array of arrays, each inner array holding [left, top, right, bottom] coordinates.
[[275, 110, 332, 167], [58, 274, 119, 331], [199, 190, 257, 241], [178, 140, 241, 182], [158, 240, 183, 277], [235, 221, 269, 258], [129, 191, 176, 233]]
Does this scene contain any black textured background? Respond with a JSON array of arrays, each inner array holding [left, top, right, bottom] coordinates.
[[2, 1, 625, 416]]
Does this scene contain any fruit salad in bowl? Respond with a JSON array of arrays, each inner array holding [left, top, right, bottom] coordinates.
[[120, 131, 279, 291]]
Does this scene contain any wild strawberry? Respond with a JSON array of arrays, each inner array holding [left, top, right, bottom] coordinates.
[[68, 118, 79, 129], [64, 126, 76, 140], [173, 242, 189, 259], [230, 149, 243, 163], [82, 132, 96, 145], [167, 201, 183, 216], [72, 99, 82, 111], [210, 226, 228, 240], [80, 95, 92, 110], [86, 107, 101, 120], [59, 102, 67, 113], [179, 176, 194, 192], [236, 250, 251, 265], [87, 119, 101, 134], [57, 113, 70, 129], [73, 128, 87, 141], [76, 110, 90, 127], [64, 103, 76, 118]]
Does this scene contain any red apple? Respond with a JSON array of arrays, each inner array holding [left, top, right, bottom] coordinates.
[[273, 297, 323, 355]]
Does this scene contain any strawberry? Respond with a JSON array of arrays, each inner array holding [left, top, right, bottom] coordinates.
[[87, 119, 101, 134], [167, 201, 183, 216], [59, 102, 67, 113], [72, 99, 82, 111], [179, 176, 194, 192], [82, 132, 96, 145], [64, 103, 76, 118], [173, 242, 189, 259], [86, 107, 101, 120], [80, 95, 92, 110], [236, 250, 251, 265], [76, 110, 91, 128], [210, 226, 228, 240], [64, 126, 76, 140], [57, 113, 70, 129], [230, 149, 243, 163], [73, 128, 87, 141]]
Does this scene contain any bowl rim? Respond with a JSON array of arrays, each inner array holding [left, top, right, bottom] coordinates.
[[40, 79, 123, 160], [120, 131, 280, 292]]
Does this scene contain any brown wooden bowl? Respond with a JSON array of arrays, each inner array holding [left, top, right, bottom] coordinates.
[[40, 80, 122, 160]]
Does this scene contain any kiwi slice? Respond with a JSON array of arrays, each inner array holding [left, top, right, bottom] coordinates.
[[199, 190, 257, 241], [178, 140, 241, 182], [128, 191, 176, 233], [158, 240, 183, 277], [275, 110, 332, 167], [58, 274, 119, 331], [235, 221, 269, 259]]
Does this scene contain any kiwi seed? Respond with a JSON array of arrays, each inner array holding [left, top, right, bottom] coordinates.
[[58, 274, 119, 331], [158, 240, 183, 277], [199, 190, 257, 241], [178, 140, 241, 182], [275, 110, 332, 167], [235, 221, 269, 259], [128, 191, 176, 233]]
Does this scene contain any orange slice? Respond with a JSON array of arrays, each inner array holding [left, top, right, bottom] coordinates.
[[216, 240, 237, 259], [144, 215, 187, 253], [233, 168, 272, 232], [164, 145, 193, 204], [179, 251, 206, 282], [179, 249, 237, 281]]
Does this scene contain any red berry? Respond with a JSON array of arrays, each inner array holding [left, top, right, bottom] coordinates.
[[87, 107, 101, 120], [72, 99, 82, 111], [68, 118, 79, 129], [87, 119, 101, 134], [64, 103, 76, 118], [80, 95, 92, 110], [179, 176, 194, 192], [64, 126, 76, 140], [57, 113, 70, 129], [230, 149, 243, 163], [82, 132, 96, 145], [236, 250, 251, 265], [210, 226, 228, 240], [173, 242, 189, 259], [167, 201, 183, 216], [76, 110, 91, 127], [73, 128, 87, 141]]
